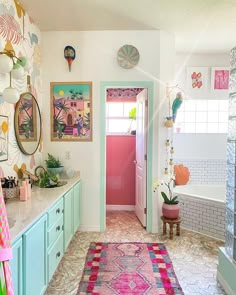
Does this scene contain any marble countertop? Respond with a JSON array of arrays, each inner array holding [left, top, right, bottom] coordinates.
[[6, 172, 80, 241]]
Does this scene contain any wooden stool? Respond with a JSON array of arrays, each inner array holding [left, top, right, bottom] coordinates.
[[161, 216, 182, 240]]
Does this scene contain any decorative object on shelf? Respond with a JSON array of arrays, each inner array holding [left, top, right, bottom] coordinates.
[[0, 49, 29, 104], [50, 81, 92, 141], [117, 44, 140, 69], [45, 153, 64, 175], [64, 45, 76, 72], [0, 115, 8, 162]]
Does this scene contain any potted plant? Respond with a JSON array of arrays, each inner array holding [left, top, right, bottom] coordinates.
[[45, 153, 64, 175], [127, 107, 136, 135], [160, 177, 179, 219]]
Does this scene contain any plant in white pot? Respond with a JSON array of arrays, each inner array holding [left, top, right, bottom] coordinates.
[[160, 177, 179, 219], [45, 153, 64, 175]]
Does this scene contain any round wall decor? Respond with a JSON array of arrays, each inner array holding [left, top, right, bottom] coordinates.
[[117, 44, 140, 69]]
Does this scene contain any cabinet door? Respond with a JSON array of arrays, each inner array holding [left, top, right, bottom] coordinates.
[[64, 188, 73, 250], [11, 238, 23, 295], [23, 214, 47, 295], [73, 181, 80, 233]]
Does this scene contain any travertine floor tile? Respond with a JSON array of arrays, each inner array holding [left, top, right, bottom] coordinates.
[[44, 211, 226, 295]]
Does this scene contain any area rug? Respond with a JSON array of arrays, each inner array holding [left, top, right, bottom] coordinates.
[[77, 242, 184, 295]]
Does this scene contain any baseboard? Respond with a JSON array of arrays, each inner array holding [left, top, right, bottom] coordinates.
[[79, 225, 101, 232], [217, 270, 234, 295], [106, 205, 135, 211]]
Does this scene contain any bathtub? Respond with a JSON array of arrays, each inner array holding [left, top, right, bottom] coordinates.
[[173, 184, 226, 240]]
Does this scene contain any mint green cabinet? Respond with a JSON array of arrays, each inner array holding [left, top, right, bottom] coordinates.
[[73, 181, 80, 233], [64, 188, 73, 250], [11, 238, 23, 295], [23, 214, 47, 295]]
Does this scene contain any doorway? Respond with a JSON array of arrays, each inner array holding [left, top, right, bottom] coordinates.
[[100, 81, 154, 232]]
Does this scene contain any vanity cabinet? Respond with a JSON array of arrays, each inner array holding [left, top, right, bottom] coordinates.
[[64, 188, 74, 250], [73, 181, 81, 233], [11, 238, 23, 295], [47, 198, 64, 281], [9, 179, 81, 295], [23, 214, 47, 295]]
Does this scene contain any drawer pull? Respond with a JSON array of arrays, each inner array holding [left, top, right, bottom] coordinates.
[[56, 225, 61, 231], [56, 208, 60, 214], [56, 251, 61, 258]]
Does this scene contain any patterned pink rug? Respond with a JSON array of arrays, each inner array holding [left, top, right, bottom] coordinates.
[[77, 242, 184, 295]]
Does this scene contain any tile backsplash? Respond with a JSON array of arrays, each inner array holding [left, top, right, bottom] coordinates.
[[175, 159, 226, 184]]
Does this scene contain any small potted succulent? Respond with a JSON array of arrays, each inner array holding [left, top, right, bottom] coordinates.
[[45, 153, 64, 175]]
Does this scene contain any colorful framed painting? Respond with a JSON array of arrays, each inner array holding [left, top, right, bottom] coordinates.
[[50, 82, 92, 141], [211, 67, 229, 91], [186, 67, 209, 97], [0, 115, 8, 162]]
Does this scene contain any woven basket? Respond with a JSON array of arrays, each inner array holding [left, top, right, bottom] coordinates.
[[3, 187, 19, 199]]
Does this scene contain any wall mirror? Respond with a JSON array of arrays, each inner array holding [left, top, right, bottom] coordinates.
[[14, 92, 41, 155]]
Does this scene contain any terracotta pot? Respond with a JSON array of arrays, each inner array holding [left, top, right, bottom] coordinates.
[[162, 203, 179, 219]]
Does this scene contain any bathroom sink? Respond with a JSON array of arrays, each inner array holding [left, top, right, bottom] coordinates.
[[44, 180, 67, 188]]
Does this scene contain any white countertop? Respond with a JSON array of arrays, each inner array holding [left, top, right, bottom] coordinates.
[[6, 172, 80, 241]]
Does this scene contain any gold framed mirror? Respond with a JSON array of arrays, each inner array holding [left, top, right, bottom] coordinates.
[[14, 92, 41, 155]]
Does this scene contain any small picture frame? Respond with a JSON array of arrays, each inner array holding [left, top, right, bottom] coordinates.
[[211, 67, 229, 91], [50, 82, 92, 141], [186, 67, 209, 97]]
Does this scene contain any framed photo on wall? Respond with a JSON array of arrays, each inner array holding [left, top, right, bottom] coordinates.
[[186, 67, 209, 97], [50, 81, 92, 141], [0, 115, 8, 162], [211, 67, 229, 91]]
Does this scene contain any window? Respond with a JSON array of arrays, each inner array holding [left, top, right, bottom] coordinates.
[[174, 100, 228, 133], [106, 102, 136, 134]]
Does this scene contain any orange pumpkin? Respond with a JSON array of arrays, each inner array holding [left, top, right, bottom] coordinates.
[[174, 164, 190, 185]]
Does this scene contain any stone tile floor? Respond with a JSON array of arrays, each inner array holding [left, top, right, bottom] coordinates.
[[45, 211, 226, 295]]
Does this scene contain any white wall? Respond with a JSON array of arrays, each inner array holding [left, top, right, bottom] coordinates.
[[42, 30, 175, 232], [174, 53, 229, 161]]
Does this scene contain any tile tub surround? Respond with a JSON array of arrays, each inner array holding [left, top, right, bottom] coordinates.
[[175, 159, 226, 184], [174, 185, 225, 240], [45, 211, 225, 295], [6, 172, 80, 241]]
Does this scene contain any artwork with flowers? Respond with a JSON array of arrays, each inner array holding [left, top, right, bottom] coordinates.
[[186, 67, 209, 97]]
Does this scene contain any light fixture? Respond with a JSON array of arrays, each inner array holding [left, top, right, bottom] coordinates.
[[0, 49, 28, 104]]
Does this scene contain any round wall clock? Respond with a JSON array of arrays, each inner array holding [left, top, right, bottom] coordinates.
[[117, 44, 140, 69]]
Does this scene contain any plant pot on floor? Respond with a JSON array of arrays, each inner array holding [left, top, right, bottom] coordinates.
[[162, 203, 180, 219]]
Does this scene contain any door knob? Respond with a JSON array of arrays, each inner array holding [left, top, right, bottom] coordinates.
[[134, 160, 137, 164]]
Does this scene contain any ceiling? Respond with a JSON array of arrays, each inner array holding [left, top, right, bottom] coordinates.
[[19, 0, 236, 54]]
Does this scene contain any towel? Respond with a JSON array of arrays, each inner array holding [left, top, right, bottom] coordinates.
[[0, 186, 14, 295]]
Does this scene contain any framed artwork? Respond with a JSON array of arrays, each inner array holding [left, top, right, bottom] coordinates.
[[211, 67, 229, 91], [50, 81, 92, 141], [186, 67, 209, 97], [0, 115, 8, 162]]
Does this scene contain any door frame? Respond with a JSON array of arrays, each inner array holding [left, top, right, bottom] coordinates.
[[100, 81, 154, 232]]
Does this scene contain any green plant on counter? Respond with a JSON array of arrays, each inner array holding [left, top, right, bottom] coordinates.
[[38, 170, 60, 188], [45, 153, 62, 168]]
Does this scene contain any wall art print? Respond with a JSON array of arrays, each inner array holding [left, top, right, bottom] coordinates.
[[0, 115, 9, 162], [186, 67, 209, 96], [50, 82, 92, 141], [211, 67, 229, 91]]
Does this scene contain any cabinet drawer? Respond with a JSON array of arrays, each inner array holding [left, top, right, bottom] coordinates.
[[48, 198, 64, 228], [47, 215, 64, 248], [48, 232, 64, 282]]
